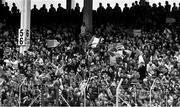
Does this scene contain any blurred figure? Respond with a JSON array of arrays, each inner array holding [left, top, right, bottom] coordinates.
[[106, 3, 112, 23], [172, 3, 178, 16], [113, 3, 122, 24], [165, 1, 171, 14], [39, 4, 48, 24], [75, 3, 80, 13], [11, 3, 17, 14], [57, 3, 65, 24], [123, 3, 130, 25], [31, 5, 39, 15], [49, 4, 56, 14], [49, 4, 56, 24], [31, 5, 39, 25], [97, 3, 105, 25]]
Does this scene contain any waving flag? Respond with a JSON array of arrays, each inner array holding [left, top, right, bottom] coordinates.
[[47, 39, 60, 48], [166, 18, 176, 24], [89, 36, 100, 48]]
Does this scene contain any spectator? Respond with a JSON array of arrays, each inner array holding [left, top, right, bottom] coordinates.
[[97, 3, 106, 25], [113, 3, 122, 24], [31, 5, 39, 25], [57, 3, 65, 24], [75, 3, 80, 13], [165, 1, 171, 14], [49, 4, 56, 24], [11, 3, 17, 14]]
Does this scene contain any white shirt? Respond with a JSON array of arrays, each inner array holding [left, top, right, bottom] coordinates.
[[146, 62, 156, 76], [81, 25, 86, 34]]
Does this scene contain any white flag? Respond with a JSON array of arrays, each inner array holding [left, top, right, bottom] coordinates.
[[89, 36, 100, 48], [47, 39, 60, 48]]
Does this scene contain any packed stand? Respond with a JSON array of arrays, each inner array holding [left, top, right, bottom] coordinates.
[[0, 1, 180, 107], [0, 1, 180, 29]]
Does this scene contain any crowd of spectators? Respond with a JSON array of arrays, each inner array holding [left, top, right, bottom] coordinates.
[[0, 1, 180, 29], [0, 0, 180, 107]]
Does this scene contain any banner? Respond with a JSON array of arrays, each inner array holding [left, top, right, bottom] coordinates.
[[133, 30, 141, 37], [108, 43, 124, 52], [166, 18, 176, 24], [46, 39, 60, 48]]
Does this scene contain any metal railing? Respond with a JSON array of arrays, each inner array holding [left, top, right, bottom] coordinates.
[[19, 77, 27, 107], [116, 78, 123, 107], [28, 94, 41, 107]]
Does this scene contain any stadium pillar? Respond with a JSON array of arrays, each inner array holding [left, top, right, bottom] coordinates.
[[66, 0, 75, 10], [19, 0, 31, 54], [83, 0, 93, 32]]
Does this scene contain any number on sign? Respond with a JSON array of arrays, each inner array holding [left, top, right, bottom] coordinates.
[[20, 29, 23, 37], [18, 29, 24, 46]]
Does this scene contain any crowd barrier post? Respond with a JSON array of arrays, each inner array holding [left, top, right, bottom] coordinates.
[[40, 85, 44, 106], [19, 77, 27, 107], [59, 89, 70, 107], [0, 85, 2, 106], [166, 89, 168, 107], [28, 94, 41, 107], [150, 78, 158, 107], [116, 78, 123, 107]]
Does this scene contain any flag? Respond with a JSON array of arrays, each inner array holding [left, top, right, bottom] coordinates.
[[166, 18, 176, 24], [115, 43, 124, 50], [89, 36, 100, 48], [47, 39, 60, 48]]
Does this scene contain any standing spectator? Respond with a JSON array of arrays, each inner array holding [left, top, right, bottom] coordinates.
[[4, 2, 10, 22], [31, 5, 39, 25], [57, 3, 65, 24], [39, 4, 48, 24], [113, 3, 122, 24], [49, 4, 56, 24], [75, 3, 80, 13], [165, 1, 171, 14], [172, 3, 178, 17], [106, 3, 113, 23], [97, 3, 105, 25], [11, 3, 17, 14], [123, 3, 130, 25]]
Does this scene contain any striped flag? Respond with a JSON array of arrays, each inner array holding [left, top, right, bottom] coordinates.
[[46, 39, 60, 48]]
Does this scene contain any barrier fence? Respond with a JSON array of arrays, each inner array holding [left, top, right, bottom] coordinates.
[[0, 70, 172, 107]]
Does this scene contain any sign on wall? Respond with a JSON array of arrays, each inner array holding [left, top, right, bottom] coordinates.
[[18, 29, 25, 46]]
